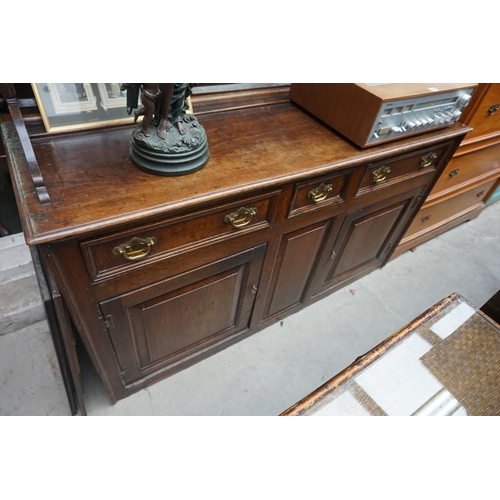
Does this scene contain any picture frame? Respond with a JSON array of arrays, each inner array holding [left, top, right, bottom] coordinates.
[[32, 83, 135, 133]]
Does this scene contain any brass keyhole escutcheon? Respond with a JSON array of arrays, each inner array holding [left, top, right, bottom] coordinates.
[[113, 236, 157, 261], [308, 182, 333, 203], [224, 207, 257, 229], [371, 165, 392, 184], [420, 151, 438, 169]]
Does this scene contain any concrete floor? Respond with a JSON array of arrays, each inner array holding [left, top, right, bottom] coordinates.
[[2, 201, 500, 416]]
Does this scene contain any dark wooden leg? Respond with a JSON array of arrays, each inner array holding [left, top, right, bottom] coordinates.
[[0, 220, 11, 236], [481, 290, 500, 325]]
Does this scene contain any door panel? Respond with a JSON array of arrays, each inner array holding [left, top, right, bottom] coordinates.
[[100, 244, 266, 385], [263, 219, 331, 320], [313, 186, 424, 296]]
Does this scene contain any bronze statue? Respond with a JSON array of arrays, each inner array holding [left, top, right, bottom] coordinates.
[[121, 83, 209, 176]]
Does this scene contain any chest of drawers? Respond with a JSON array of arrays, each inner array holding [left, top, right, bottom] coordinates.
[[395, 83, 500, 257], [1, 101, 469, 403]]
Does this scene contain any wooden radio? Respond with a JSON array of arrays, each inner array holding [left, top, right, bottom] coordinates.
[[290, 83, 477, 148]]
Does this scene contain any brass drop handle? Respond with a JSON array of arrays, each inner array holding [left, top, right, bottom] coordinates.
[[420, 151, 438, 168], [488, 104, 499, 116], [449, 168, 460, 177], [224, 207, 257, 229], [308, 183, 333, 203], [371, 165, 392, 184], [113, 236, 157, 261], [420, 151, 437, 168]]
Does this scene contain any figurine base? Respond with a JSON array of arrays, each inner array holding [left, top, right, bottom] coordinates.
[[129, 115, 209, 176]]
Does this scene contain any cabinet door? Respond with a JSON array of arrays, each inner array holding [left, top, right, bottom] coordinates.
[[263, 219, 333, 320], [312, 186, 424, 297], [100, 244, 266, 385]]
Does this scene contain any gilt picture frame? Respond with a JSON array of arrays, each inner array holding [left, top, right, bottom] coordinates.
[[32, 83, 134, 133]]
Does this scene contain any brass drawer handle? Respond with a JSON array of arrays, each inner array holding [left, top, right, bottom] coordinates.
[[308, 182, 333, 203], [477, 190, 485, 198], [421, 215, 432, 223], [224, 207, 257, 228], [449, 168, 460, 177], [113, 236, 157, 261], [371, 165, 392, 184], [420, 151, 438, 169], [488, 104, 499, 116]]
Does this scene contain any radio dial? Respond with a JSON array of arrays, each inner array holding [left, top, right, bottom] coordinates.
[[452, 110, 462, 121], [458, 94, 472, 108]]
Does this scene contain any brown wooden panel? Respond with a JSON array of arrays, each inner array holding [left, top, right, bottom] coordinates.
[[393, 203, 484, 260], [265, 220, 330, 318], [331, 204, 404, 278], [405, 179, 497, 239], [131, 267, 243, 366], [100, 244, 266, 385], [81, 189, 279, 281], [314, 187, 425, 296], [430, 142, 500, 198], [465, 83, 500, 141]]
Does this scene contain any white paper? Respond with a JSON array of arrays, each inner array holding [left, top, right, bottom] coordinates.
[[354, 335, 441, 416], [431, 302, 476, 339]]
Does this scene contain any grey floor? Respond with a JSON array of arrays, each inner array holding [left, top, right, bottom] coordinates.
[[2, 202, 500, 416]]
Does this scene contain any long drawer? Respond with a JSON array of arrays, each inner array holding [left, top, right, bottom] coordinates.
[[430, 142, 500, 197], [356, 144, 448, 197], [81, 189, 280, 281], [405, 179, 496, 239]]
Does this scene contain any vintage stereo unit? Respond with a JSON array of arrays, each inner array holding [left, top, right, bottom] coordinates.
[[289, 83, 477, 148]]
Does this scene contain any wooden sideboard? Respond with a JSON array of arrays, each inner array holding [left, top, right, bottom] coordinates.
[[0, 90, 470, 403], [394, 83, 500, 256]]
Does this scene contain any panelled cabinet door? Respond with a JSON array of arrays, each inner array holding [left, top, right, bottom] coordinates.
[[262, 219, 333, 321], [99, 244, 267, 385], [312, 186, 425, 298]]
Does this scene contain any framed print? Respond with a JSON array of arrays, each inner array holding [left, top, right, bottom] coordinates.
[[32, 83, 134, 133]]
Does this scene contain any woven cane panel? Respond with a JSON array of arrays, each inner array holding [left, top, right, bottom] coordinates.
[[421, 314, 500, 416], [289, 295, 500, 416]]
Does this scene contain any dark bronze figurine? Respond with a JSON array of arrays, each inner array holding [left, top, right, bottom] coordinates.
[[121, 83, 209, 176]]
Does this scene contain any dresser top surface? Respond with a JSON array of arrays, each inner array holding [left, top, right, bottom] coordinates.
[[1, 102, 470, 244]]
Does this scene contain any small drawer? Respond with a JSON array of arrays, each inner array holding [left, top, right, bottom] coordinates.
[[431, 142, 500, 196], [81, 189, 280, 281], [466, 84, 500, 140], [357, 145, 448, 195], [405, 180, 496, 238], [288, 169, 352, 217]]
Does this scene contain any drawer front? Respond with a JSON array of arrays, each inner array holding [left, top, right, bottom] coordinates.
[[288, 169, 353, 217], [431, 142, 500, 196], [466, 84, 500, 140], [81, 190, 280, 281], [357, 145, 448, 195], [405, 180, 496, 238]]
